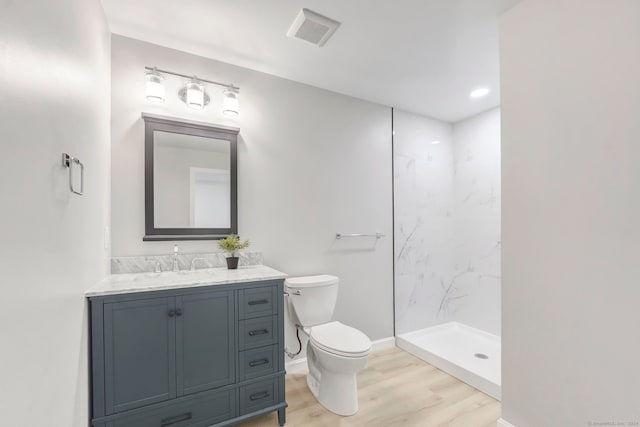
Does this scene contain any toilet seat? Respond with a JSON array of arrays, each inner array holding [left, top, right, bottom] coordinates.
[[310, 321, 371, 358]]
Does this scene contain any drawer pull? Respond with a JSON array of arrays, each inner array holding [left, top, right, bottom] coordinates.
[[248, 299, 269, 306], [249, 358, 269, 367], [160, 412, 192, 426], [249, 391, 270, 401], [248, 328, 269, 336]]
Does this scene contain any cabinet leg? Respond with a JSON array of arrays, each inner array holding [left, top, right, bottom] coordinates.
[[278, 408, 286, 426]]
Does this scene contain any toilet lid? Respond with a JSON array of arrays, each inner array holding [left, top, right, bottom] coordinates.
[[285, 275, 338, 288], [310, 321, 371, 357]]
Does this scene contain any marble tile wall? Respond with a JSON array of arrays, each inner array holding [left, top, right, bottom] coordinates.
[[111, 251, 263, 274], [452, 108, 501, 335], [394, 108, 501, 336], [394, 110, 457, 334]]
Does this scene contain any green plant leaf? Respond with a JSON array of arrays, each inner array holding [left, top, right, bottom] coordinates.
[[218, 234, 251, 257]]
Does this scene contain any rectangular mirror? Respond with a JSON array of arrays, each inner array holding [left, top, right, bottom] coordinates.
[[142, 114, 238, 240]]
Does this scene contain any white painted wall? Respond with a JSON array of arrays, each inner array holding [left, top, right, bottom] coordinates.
[[0, 0, 111, 425], [501, 1, 640, 425], [394, 108, 501, 336], [452, 108, 501, 335], [110, 36, 394, 355]]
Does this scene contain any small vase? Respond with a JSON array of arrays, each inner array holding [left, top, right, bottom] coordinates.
[[226, 256, 239, 270]]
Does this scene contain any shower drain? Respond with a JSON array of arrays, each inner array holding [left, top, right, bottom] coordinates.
[[474, 353, 489, 359]]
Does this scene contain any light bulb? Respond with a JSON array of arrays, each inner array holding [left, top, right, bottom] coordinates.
[[145, 69, 165, 103], [186, 80, 205, 110], [178, 77, 210, 110], [222, 87, 239, 116]]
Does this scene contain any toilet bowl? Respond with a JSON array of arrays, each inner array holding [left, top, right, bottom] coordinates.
[[306, 321, 371, 416], [285, 275, 372, 416]]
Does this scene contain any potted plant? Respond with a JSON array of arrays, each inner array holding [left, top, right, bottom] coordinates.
[[218, 235, 250, 270]]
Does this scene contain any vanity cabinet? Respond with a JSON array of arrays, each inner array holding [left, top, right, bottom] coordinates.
[[89, 279, 286, 427]]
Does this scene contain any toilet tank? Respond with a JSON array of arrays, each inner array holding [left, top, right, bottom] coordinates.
[[285, 275, 339, 327]]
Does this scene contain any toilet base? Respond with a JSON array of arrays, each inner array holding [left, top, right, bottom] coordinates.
[[307, 369, 359, 416], [305, 343, 368, 416]]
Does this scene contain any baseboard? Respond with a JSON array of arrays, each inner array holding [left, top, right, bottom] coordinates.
[[285, 356, 309, 374], [371, 336, 396, 351], [497, 418, 516, 427], [285, 336, 396, 374]]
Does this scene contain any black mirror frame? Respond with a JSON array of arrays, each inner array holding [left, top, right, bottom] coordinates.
[[141, 113, 238, 241]]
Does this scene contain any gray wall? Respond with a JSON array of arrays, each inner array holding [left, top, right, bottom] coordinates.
[[110, 36, 394, 345], [501, 0, 640, 425], [0, 0, 111, 425]]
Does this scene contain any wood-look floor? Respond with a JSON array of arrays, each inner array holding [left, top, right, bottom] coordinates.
[[236, 347, 500, 427]]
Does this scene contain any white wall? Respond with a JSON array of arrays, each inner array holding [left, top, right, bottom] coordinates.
[[0, 0, 111, 425], [394, 108, 501, 336], [452, 108, 501, 335], [110, 36, 394, 352], [501, 1, 640, 425], [393, 109, 456, 334]]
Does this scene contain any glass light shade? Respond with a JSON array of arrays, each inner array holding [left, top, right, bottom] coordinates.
[[222, 88, 239, 116], [186, 81, 205, 110], [145, 70, 165, 103]]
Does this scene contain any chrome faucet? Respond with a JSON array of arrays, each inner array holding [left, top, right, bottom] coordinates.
[[172, 244, 180, 272], [190, 258, 205, 271]]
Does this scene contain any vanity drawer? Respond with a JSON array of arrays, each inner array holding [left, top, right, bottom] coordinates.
[[238, 286, 278, 319], [239, 345, 278, 381], [104, 388, 236, 427], [238, 316, 278, 350], [239, 377, 281, 415]]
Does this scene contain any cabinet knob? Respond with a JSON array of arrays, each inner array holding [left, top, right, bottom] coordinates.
[[168, 310, 175, 317], [175, 308, 183, 317]]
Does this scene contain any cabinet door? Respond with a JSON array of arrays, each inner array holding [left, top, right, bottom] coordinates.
[[103, 297, 176, 414], [176, 290, 235, 396]]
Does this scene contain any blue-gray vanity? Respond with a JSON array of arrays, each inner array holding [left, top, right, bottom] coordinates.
[[87, 265, 288, 427]]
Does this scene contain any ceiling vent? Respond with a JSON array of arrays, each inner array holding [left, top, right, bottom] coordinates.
[[287, 8, 341, 47]]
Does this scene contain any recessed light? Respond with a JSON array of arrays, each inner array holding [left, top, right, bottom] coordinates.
[[431, 140, 441, 145], [470, 88, 490, 98]]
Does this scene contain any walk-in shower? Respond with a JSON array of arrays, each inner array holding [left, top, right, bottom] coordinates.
[[393, 107, 502, 399]]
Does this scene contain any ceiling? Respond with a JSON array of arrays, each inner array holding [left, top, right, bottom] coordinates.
[[101, 0, 521, 122]]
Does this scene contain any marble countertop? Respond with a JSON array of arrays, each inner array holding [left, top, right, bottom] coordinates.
[[86, 265, 288, 297]]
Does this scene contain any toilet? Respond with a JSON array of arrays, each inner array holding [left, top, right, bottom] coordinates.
[[285, 275, 371, 416]]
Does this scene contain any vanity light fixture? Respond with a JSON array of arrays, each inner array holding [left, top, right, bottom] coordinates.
[[145, 68, 165, 103], [179, 77, 210, 110], [144, 66, 240, 116], [222, 86, 240, 116]]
